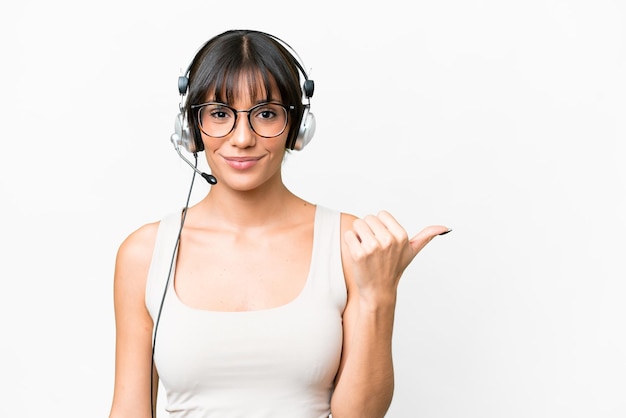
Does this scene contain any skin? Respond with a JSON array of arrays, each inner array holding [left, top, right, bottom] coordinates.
[[109, 83, 448, 418]]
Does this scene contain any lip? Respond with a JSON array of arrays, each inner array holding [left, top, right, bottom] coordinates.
[[222, 155, 264, 170]]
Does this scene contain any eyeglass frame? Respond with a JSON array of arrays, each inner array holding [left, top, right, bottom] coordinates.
[[191, 101, 295, 139]]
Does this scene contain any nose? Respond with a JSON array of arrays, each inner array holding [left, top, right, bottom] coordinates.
[[228, 113, 256, 148]]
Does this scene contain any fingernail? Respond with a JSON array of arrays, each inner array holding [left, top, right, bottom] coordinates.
[[438, 229, 452, 236]]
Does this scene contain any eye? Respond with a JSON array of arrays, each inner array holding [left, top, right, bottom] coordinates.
[[259, 110, 275, 119], [199, 104, 235, 127], [252, 103, 282, 122], [209, 105, 233, 120], [254, 106, 276, 119]]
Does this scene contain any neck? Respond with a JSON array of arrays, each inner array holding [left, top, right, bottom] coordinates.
[[190, 181, 307, 230]]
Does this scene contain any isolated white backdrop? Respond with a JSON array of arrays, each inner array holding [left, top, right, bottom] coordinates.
[[1, 1, 624, 417]]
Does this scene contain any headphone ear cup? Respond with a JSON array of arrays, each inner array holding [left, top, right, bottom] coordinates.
[[292, 107, 316, 151], [173, 74, 204, 153], [174, 112, 201, 153]]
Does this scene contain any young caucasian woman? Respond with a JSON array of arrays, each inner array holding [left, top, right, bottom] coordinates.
[[108, 29, 450, 418]]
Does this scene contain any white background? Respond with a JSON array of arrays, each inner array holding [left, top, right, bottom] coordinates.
[[1, 1, 625, 417]]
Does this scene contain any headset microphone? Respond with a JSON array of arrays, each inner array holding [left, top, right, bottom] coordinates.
[[170, 132, 218, 185]]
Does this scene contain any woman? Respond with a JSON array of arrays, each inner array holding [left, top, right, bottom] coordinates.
[[109, 29, 450, 418]]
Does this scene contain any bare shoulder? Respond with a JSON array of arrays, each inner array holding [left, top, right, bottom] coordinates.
[[116, 222, 160, 265], [114, 221, 161, 292]]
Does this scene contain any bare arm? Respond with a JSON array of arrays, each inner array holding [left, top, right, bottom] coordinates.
[[331, 211, 449, 418], [109, 223, 159, 418]]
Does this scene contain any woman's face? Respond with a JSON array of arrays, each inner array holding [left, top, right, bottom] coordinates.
[[199, 75, 291, 193]]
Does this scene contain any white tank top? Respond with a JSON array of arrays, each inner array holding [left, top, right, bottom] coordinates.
[[146, 205, 347, 417]]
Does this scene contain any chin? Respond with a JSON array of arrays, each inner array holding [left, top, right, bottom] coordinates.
[[216, 172, 280, 192]]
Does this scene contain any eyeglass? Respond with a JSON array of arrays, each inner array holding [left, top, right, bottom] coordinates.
[[192, 101, 294, 138]]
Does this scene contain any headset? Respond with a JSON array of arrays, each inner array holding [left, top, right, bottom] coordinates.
[[171, 30, 316, 160]]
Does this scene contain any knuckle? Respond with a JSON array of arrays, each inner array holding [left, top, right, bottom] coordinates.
[[363, 214, 377, 223]]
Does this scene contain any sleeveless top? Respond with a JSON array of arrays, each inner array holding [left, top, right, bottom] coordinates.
[[145, 205, 347, 417]]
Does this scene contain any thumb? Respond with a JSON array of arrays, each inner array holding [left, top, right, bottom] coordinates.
[[409, 225, 451, 257]]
